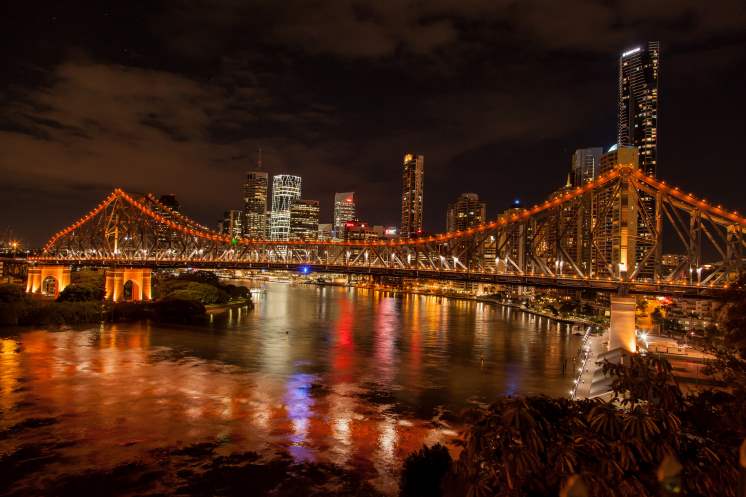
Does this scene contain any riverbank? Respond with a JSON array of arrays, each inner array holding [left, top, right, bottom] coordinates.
[[342, 281, 602, 329]]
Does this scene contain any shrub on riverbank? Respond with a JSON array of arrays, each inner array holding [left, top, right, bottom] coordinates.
[[401, 352, 744, 497], [57, 283, 104, 302], [152, 298, 206, 324]]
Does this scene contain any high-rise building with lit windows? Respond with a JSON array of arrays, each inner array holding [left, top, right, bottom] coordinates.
[[571, 147, 603, 187], [270, 175, 302, 241], [290, 199, 320, 241], [618, 42, 659, 176], [618, 42, 660, 278], [401, 153, 424, 238], [333, 192, 356, 238], [243, 171, 269, 239], [218, 210, 243, 239], [446, 193, 486, 232]]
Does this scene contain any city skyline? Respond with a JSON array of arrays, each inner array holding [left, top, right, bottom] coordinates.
[[2, 4, 745, 246]]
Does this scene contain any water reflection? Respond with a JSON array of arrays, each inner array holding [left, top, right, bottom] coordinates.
[[0, 283, 580, 495]]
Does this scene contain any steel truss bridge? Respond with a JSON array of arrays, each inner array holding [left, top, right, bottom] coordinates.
[[30, 165, 745, 298]]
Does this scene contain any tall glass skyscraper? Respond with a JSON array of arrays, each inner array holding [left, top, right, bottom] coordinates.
[[571, 147, 603, 187], [618, 42, 660, 279], [400, 153, 424, 238], [618, 42, 659, 176], [270, 175, 302, 241], [243, 171, 269, 239], [333, 192, 356, 238]]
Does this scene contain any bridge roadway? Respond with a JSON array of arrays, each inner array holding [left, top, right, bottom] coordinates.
[[22, 256, 725, 299]]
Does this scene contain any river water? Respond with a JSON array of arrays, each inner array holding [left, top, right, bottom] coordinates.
[[0, 282, 581, 496]]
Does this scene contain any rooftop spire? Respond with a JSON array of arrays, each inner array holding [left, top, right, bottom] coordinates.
[[566, 172, 572, 188], [257, 146, 263, 169]]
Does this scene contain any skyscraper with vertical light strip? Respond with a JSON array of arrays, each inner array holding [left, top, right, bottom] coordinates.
[[618, 42, 660, 278], [401, 153, 424, 238]]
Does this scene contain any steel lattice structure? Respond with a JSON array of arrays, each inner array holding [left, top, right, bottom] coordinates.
[[32, 165, 745, 297]]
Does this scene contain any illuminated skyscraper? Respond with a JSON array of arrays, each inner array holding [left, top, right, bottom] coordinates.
[[243, 171, 269, 238], [618, 42, 659, 176], [290, 199, 320, 240], [400, 153, 424, 238], [571, 148, 603, 187], [333, 192, 356, 238], [446, 193, 486, 232], [270, 175, 302, 240], [618, 42, 660, 278], [218, 210, 243, 239]]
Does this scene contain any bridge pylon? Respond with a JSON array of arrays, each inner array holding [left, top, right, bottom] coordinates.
[[104, 268, 152, 302], [26, 265, 71, 298]]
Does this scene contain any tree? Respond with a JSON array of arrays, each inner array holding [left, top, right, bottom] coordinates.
[[719, 273, 746, 356], [57, 283, 103, 302], [0, 283, 25, 303], [441, 353, 742, 497]]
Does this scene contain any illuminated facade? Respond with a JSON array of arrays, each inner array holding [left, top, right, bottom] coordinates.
[[270, 175, 302, 241], [290, 199, 320, 240], [619, 42, 659, 279], [446, 193, 486, 232], [333, 192, 356, 238], [571, 148, 603, 187], [400, 153, 424, 238], [243, 171, 269, 239], [618, 42, 659, 176], [218, 210, 243, 239], [594, 146, 639, 278]]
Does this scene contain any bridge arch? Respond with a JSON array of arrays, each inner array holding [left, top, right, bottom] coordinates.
[[122, 279, 140, 301], [42, 276, 58, 296]]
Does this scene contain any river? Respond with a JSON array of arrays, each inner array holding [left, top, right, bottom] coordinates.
[[0, 282, 582, 496]]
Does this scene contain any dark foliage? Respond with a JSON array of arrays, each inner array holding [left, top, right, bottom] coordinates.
[[441, 353, 743, 497], [400, 444, 452, 497], [153, 298, 206, 324], [57, 283, 104, 302], [0, 283, 25, 303], [110, 302, 151, 321]]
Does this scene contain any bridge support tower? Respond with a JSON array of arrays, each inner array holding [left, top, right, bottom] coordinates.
[[104, 268, 152, 302], [608, 295, 637, 354], [26, 265, 71, 298]]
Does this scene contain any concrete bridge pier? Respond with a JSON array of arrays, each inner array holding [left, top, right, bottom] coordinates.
[[104, 268, 152, 302], [586, 295, 638, 398]]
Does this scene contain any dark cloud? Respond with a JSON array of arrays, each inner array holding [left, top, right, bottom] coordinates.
[[1, 1, 745, 246]]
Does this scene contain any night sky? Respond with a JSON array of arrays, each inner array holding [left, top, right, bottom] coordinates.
[[2, 1, 745, 246]]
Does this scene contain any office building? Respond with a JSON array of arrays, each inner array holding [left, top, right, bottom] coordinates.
[[446, 193, 487, 232], [401, 153, 424, 238], [618, 42, 660, 176], [290, 199, 320, 240], [619, 43, 660, 279], [318, 223, 333, 241], [333, 192, 356, 237], [571, 148, 603, 187], [270, 175, 302, 241], [218, 210, 243, 239], [593, 146, 639, 278], [243, 171, 269, 239]]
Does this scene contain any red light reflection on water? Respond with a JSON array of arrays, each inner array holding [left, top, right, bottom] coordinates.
[[0, 324, 457, 495]]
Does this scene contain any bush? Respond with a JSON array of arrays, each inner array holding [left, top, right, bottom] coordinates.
[[400, 444, 452, 497], [16, 301, 102, 326], [57, 283, 104, 302], [0, 284, 26, 303], [164, 282, 229, 305], [110, 302, 151, 321], [222, 284, 251, 300], [153, 298, 206, 324], [443, 354, 742, 497]]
